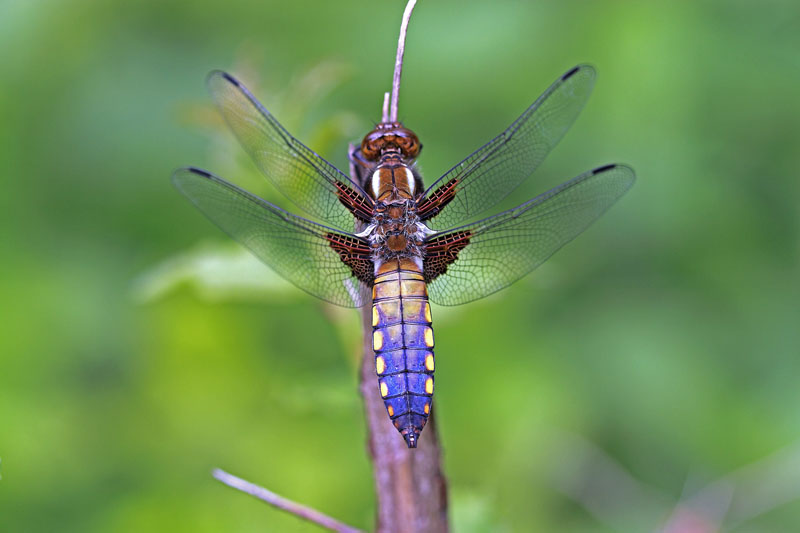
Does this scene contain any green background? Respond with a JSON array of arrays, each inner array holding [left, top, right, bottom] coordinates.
[[2, 0, 799, 531]]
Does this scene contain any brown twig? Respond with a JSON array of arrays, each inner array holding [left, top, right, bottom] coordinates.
[[360, 2, 449, 526], [389, 0, 418, 122], [212, 469, 364, 533], [381, 91, 391, 124]]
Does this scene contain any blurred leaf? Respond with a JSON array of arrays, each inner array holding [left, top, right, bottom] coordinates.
[[132, 242, 296, 303]]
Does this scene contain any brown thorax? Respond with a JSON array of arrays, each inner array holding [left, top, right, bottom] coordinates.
[[370, 202, 423, 255]]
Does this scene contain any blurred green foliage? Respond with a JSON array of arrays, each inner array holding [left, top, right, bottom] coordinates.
[[2, 0, 800, 531]]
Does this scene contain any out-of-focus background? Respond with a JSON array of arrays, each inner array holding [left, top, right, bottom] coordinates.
[[2, 0, 799, 531]]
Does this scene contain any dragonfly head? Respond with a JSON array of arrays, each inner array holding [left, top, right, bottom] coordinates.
[[360, 123, 421, 162]]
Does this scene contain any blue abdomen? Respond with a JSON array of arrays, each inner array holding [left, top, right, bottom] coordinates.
[[372, 257, 434, 448]]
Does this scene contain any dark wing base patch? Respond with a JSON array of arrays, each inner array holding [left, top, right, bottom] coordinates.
[[423, 230, 471, 282], [335, 181, 374, 223], [326, 234, 374, 284], [417, 178, 459, 221]]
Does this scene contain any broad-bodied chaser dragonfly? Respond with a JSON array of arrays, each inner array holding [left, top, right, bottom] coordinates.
[[173, 64, 634, 448]]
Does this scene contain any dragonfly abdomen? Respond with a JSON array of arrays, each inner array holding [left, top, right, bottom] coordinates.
[[372, 257, 434, 448]]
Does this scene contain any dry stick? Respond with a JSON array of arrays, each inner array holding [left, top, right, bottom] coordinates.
[[381, 92, 391, 124], [389, 0, 418, 123], [213, 469, 364, 533], [359, 1, 448, 529]]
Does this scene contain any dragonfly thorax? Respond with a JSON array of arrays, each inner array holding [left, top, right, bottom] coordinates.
[[368, 199, 426, 258], [369, 160, 417, 202]]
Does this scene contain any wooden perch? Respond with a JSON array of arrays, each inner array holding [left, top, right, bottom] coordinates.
[[353, 2, 450, 524]]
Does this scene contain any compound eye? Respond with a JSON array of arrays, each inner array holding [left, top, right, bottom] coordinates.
[[404, 138, 420, 158], [396, 131, 420, 158], [361, 138, 381, 160]]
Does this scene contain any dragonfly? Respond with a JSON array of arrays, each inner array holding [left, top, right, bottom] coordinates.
[[173, 64, 635, 448]]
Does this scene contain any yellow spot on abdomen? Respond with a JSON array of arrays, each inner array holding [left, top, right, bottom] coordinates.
[[380, 381, 389, 397], [387, 405, 394, 416], [424, 302, 432, 323], [425, 377, 434, 395], [424, 327, 434, 348], [372, 306, 379, 327], [424, 403, 430, 414], [373, 330, 384, 352], [376, 356, 386, 375], [425, 353, 435, 372]]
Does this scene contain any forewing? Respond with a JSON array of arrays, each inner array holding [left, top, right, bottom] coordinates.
[[420, 65, 596, 230], [207, 71, 371, 232], [172, 167, 371, 307], [425, 164, 635, 306]]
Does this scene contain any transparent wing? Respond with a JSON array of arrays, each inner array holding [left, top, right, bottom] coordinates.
[[426, 164, 635, 306], [172, 167, 369, 307], [422, 65, 596, 230], [207, 70, 370, 232]]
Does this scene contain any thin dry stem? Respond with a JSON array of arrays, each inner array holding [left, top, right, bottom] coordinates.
[[212, 469, 364, 533], [390, 0, 418, 122], [382, 92, 391, 123]]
